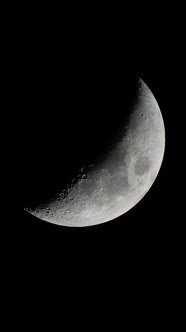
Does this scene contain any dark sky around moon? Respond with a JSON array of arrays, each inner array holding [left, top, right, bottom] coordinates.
[[1, 67, 184, 256], [0, 15, 185, 257], [0, 15, 186, 320]]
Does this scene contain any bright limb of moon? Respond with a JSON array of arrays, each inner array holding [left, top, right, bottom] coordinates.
[[24, 77, 165, 227]]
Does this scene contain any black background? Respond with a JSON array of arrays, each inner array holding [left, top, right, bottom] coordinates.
[[0, 16, 185, 319]]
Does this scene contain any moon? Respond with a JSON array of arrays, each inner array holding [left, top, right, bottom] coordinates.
[[24, 77, 165, 227]]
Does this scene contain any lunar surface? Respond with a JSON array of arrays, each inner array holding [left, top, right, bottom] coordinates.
[[24, 77, 165, 227]]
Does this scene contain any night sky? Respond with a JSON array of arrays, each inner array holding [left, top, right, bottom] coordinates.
[[0, 15, 185, 319]]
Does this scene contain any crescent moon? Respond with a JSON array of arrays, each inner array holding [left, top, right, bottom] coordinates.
[[24, 77, 165, 227]]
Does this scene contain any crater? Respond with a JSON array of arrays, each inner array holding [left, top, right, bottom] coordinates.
[[134, 156, 150, 176]]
